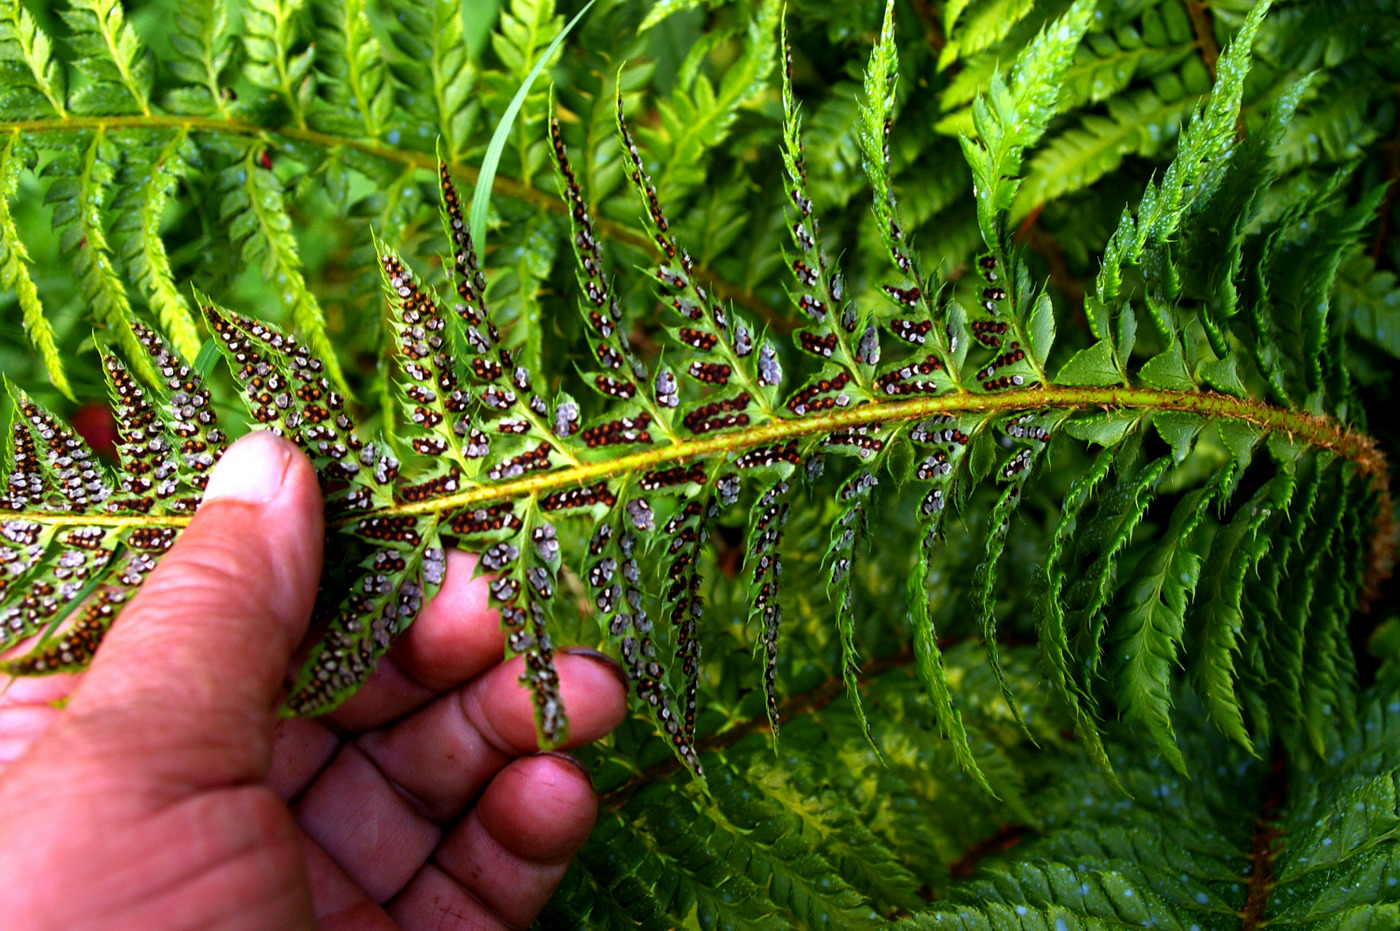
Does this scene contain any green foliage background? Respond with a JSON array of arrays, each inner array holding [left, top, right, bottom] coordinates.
[[3, 0, 1400, 926]]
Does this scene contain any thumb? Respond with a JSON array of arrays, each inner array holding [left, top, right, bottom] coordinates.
[[67, 431, 324, 785]]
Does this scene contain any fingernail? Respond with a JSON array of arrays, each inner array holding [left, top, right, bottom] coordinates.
[[563, 647, 630, 692], [541, 751, 593, 786], [202, 431, 294, 504]]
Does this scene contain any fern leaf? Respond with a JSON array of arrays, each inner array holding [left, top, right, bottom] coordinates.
[[0, 0, 66, 118], [958, 0, 1095, 256], [110, 130, 203, 361], [908, 415, 989, 793], [1188, 463, 1297, 750], [643, 0, 781, 204], [215, 150, 348, 393], [471, 0, 593, 249], [386, 0, 477, 159], [61, 0, 153, 116], [243, 0, 315, 127], [41, 129, 155, 386], [1109, 480, 1218, 773], [1089, 0, 1272, 343], [165, 0, 234, 116], [0, 9, 1394, 897], [1065, 455, 1172, 686], [0, 133, 68, 398], [826, 467, 878, 754], [1336, 252, 1400, 361], [937, 0, 1035, 71], [311, 0, 395, 139], [748, 477, 793, 738], [0, 320, 225, 670], [1269, 683, 1400, 926], [1011, 89, 1197, 225]]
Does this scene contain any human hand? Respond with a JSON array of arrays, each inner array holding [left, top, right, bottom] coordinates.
[[0, 432, 627, 929]]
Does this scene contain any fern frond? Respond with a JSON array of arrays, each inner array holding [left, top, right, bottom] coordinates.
[[42, 129, 154, 386], [164, 0, 234, 117], [242, 0, 315, 128], [959, 0, 1095, 256], [1011, 89, 1197, 225], [386, 0, 477, 160], [0, 0, 66, 118], [640, 0, 781, 204], [937, 0, 1035, 72], [215, 149, 347, 392], [110, 129, 202, 361], [61, 0, 152, 116], [311, 0, 395, 140], [0, 3, 1396, 922], [0, 133, 68, 398]]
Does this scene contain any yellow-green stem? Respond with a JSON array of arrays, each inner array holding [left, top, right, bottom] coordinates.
[[3, 386, 1384, 533]]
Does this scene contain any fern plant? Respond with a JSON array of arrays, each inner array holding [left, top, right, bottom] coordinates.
[[2, 0, 1398, 925]]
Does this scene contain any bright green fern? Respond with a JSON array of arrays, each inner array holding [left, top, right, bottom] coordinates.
[[1, 0, 1398, 926]]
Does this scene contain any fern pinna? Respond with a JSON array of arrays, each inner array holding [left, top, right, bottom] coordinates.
[[3, 0, 1399, 926]]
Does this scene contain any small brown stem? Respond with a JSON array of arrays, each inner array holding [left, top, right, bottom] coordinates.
[[1184, 1, 1220, 81], [905, 0, 947, 52], [1368, 87, 1400, 263], [1240, 755, 1288, 930], [1014, 206, 1087, 333], [947, 824, 1028, 878]]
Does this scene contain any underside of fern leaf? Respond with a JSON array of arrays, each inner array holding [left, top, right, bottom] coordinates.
[[0, 0, 1394, 820]]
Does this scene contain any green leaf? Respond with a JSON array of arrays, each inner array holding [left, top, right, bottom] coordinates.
[[1188, 466, 1297, 750], [960, 0, 1096, 255], [1088, 1, 1272, 339], [110, 130, 202, 361], [0, 134, 69, 397], [191, 337, 219, 379], [1152, 411, 1204, 463], [1063, 411, 1140, 447], [908, 566, 991, 795], [43, 129, 156, 386], [1066, 456, 1170, 684], [1110, 482, 1217, 772], [165, 0, 233, 115], [471, 0, 597, 251], [1026, 291, 1055, 370], [243, 0, 315, 127], [62, 0, 153, 115], [1199, 353, 1248, 397], [938, 0, 1034, 71], [311, 0, 395, 139], [386, 0, 477, 159], [0, 0, 67, 117], [1138, 346, 1195, 392], [216, 150, 348, 394], [1012, 89, 1197, 223], [1055, 339, 1123, 386]]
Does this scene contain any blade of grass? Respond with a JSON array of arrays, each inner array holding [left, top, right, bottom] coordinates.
[[469, 0, 597, 250]]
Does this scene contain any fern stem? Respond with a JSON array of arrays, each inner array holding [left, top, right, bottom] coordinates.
[[375, 386, 1388, 521], [1013, 205, 1087, 325], [5, 387, 1385, 533], [1183, 0, 1221, 81], [1239, 752, 1287, 929]]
